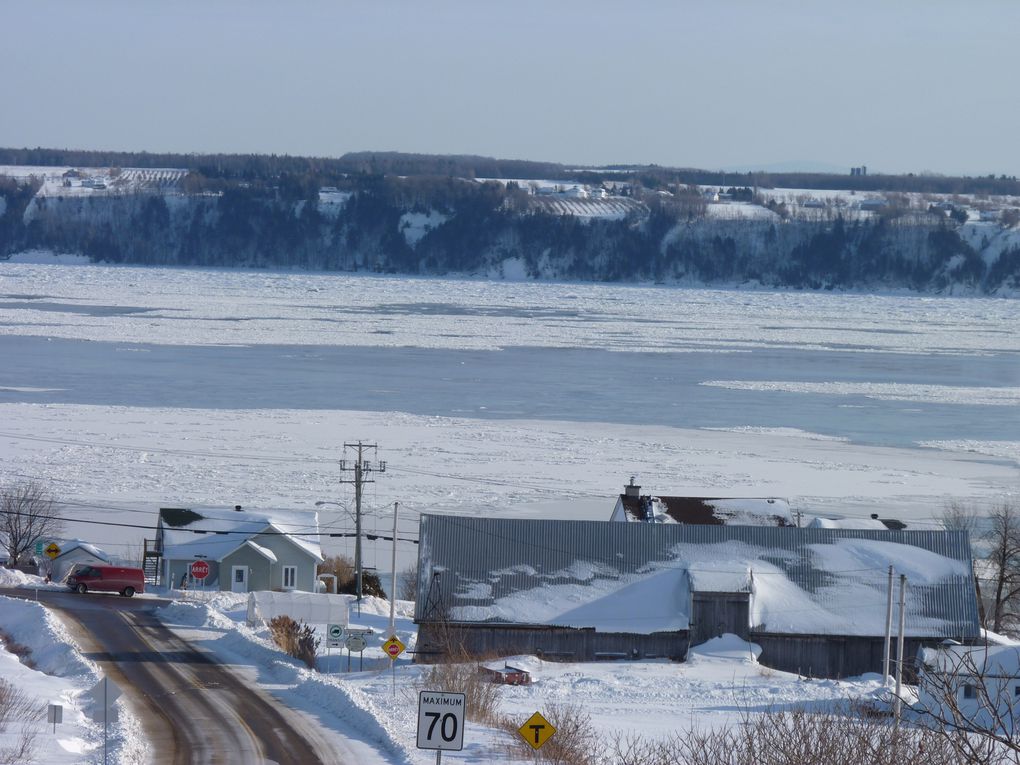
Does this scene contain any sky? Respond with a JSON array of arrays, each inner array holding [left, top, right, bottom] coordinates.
[[2, 0, 1019, 177]]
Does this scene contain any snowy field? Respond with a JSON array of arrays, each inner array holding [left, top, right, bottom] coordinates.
[[0, 254, 1017, 761]]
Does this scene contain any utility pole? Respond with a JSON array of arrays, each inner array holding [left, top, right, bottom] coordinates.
[[339, 442, 386, 607], [883, 565, 894, 685], [389, 501, 399, 636], [894, 574, 907, 729]]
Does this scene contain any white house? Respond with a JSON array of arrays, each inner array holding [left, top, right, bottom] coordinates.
[[154, 505, 323, 593], [48, 540, 113, 582], [916, 642, 1020, 735]]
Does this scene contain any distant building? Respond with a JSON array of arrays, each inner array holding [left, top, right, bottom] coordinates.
[[859, 198, 889, 211], [48, 540, 112, 582], [610, 479, 792, 527], [414, 515, 980, 677]]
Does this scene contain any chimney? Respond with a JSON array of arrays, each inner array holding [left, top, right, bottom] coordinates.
[[624, 477, 640, 498], [235, 505, 243, 512]]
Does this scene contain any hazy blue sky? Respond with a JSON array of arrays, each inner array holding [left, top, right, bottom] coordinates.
[[3, 1, 1018, 176]]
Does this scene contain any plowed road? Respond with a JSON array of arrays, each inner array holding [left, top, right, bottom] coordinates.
[[2, 589, 349, 764]]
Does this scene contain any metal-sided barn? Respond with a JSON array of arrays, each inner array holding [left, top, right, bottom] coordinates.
[[413, 516, 980, 678]]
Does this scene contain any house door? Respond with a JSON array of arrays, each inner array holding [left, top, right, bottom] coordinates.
[[690, 591, 750, 646], [231, 566, 248, 593]]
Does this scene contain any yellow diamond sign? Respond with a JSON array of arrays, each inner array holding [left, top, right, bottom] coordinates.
[[518, 711, 555, 750], [45, 542, 61, 559], [382, 635, 405, 660]]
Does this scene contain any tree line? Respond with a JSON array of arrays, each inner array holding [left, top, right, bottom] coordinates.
[[2, 146, 1019, 196]]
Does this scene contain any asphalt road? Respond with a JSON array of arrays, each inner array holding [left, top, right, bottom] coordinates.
[[1, 588, 344, 764]]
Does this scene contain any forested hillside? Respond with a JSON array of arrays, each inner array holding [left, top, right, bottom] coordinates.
[[2, 169, 1019, 295]]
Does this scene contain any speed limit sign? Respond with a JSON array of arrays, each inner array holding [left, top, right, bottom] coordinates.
[[416, 690, 465, 752]]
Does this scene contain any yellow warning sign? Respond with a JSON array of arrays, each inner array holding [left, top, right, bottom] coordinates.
[[382, 635, 405, 659], [45, 542, 61, 559], [518, 711, 555, 750]]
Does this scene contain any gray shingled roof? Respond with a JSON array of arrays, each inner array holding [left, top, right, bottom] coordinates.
[[415, 515, 979, 638]]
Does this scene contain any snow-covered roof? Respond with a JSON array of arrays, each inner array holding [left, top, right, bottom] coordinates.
[[416, 516, 979, 638], [808, 516, 888, 531], [230, 539, 278, 563], [159, 506, 321, 562], [618, 495, 793, 527], [52, 540, 111, 562], [921, 644, 1020, 678]]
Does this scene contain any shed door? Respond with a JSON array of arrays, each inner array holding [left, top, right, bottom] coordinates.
[[690, 592, 750, 646]]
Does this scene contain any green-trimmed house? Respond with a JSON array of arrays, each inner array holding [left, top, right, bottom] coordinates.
[[152, 505, 323, 592]]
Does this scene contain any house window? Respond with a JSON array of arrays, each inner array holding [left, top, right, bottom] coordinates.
[[283, 566, 297, 590], [234, 568, 245, 583], [1015, 685, 1020, 698], [962, 684, 976, 700]]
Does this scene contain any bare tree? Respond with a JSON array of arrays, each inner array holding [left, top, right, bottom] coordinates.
[[941, 499, 987, 624], [0, 481, 62, 565], [398, 561, 418, 602], [983, 501, 1020, 634], [940, 499, 983, 539]]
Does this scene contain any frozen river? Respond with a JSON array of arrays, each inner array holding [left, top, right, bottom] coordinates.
[[0, 336, 1016, 449], [0, 255, 1017, 563]]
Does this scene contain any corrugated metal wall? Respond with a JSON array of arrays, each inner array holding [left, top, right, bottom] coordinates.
[[416, 515, 980, 639]]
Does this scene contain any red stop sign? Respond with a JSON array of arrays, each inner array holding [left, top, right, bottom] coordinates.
[[190, 560, 210, 580], [386, 644, 400, 658]]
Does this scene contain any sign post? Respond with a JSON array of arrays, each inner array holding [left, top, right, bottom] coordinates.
[[327, 624, 344, 673], [382, 635, 405, 695], [345, 633, 367, 672], [86, 675, 122, 765], [190, 560, 210, 590], [417, 690, 466, 764], [47, 703, 62, 734], [518, 711, 556, 752]]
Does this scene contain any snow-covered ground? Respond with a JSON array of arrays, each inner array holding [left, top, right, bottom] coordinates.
[[0, 571, 146, 765], [0, 572, 892, 765], [0, 258, 1017, 762]]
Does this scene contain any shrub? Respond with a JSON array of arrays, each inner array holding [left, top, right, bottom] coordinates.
[[317, 554, 387, 598], [497, 705, 969, 765], [418, 660, 502, 725], [0, 678, 41, 765], [268, 615, 320, 669]]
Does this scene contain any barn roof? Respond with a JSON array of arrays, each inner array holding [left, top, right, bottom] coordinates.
[[415, 516, 979, 639]]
